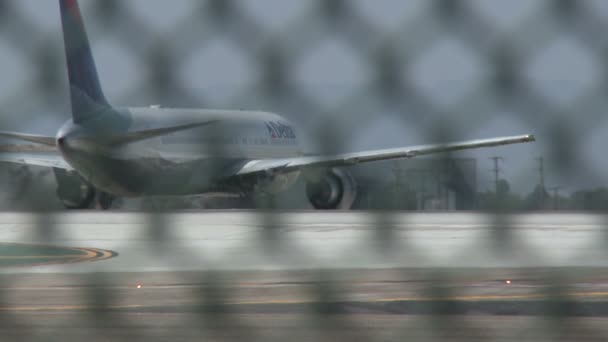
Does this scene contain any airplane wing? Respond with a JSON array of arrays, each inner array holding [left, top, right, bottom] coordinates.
[[233, 134, 536, 176], [0, 152, 72, 170], [0, 132, 56, 146], [0, 143, 70, 169], [0, 120, 219, 148], [0, 121, 220, 171]]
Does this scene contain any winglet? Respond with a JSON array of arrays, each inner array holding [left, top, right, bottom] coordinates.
[[59, 0, 109, 123]]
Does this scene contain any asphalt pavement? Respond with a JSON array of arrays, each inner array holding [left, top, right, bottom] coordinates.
[[0, 212, 607, 340]]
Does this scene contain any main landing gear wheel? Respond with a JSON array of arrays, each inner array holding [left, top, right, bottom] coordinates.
[[95, 192, 115, 210]]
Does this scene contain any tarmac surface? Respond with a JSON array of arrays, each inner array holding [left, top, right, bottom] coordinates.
[[1, 211, 608, 272], [0, 212, 607, 341]]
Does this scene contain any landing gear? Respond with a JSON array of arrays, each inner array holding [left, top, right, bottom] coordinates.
[[95, 191, 115, 210], [55, 169, 96, 210], [54, 169, 119, 210]]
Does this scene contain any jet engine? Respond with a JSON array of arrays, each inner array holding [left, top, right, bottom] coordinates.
[[53, 169, 95, 209], [305, 168, 357, 210]]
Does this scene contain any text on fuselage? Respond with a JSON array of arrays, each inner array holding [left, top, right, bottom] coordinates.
[[265, 121, 296, 140]]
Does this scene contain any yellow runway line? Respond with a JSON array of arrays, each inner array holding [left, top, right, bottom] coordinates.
[[0, 255, 86, 259]]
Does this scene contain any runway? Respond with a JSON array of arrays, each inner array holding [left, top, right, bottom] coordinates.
[[0, 212, 607, 272], [2, 269, 608, 341], [0, 212, 607, 340], [2, 269, 608, 314]]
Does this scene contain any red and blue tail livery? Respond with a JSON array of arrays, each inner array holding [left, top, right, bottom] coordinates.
[[59, 0, 109, 123]]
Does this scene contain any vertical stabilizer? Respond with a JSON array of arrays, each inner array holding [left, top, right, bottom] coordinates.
[[59, 0, 109, 123]]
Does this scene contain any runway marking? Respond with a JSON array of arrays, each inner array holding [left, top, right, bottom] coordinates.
[[375, 291, 608, 303], [0, 243, 117, 267], [4, 291, 608, 313], [226, 291, 608, 306], [0, 255, 90, 259], [0, 304, 144, 312]]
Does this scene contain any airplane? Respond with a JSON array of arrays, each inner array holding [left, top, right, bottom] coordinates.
[[0, 0, 535, 210]]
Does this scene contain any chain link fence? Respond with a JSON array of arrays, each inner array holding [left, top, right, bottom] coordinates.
[[0, 0, 607, 340], [2, 0, 607, 210]]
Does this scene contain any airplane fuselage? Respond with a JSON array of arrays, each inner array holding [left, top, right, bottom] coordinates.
[[56, 107, 304, 197]]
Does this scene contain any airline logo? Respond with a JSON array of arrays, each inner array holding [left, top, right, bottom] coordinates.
[[265, 121, 296, 139]]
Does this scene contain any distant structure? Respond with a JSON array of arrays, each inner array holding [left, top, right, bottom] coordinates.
[[537, 157, 546, 207], [352, 158, 477, 210], [489, 157, 503, 194]]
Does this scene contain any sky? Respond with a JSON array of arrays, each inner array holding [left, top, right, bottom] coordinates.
[[2, 0, 608, 194]]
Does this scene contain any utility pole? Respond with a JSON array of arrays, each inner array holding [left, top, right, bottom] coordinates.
[[537, 157, 546, 208], [537, 157, 545, 190], [392, 161, 406, 209], [392, 161, 405, 188], [407, 168, 429, 210], [489, 157, 503, 194]]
